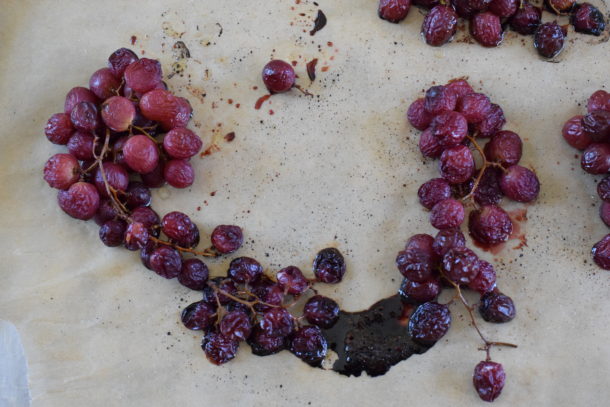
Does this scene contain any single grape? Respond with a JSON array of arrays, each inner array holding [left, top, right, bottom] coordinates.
[[419, 127, 444, 158], [101, 96, 135, 132], [178, 258, 209, 290], [124, 58, 163, 93], [202, 332, 239, 365], [43, 153, 80, 190], [418, 178, 452, 210], [99, 219, 127, 247], [164, 159, 195, 189], [303, 295, 340, 328], [592, 234, 610, 269], [571, 3, 606, 35], [260, 307, 294, 338], [422, 5, 458, 47], [67, 131, 96, 161], [474, 103, 506, 138], [163, 127, 203, 159], [562, 115, 592, 150], [378, 0, 411, 23], [261, 60, 296, 94], [534, 22, 566, 59], [161, 211, 199, 248], [457, 92, 492, 124], [509, 1, 542, 35], [125, 182, 151, 209], [431, 111, 468, 149], [94, 199, 118, 226], [582, 110, 610, 142], [313, 247, 346, 284], [581, 143, 610, 174], [228, 257, 263, 283], [148, 245, 182, 279], [108, 48, 139, 78], [289, 325, 328, 365], [588, 90, 610, 113], [220, 311, 252, 342], [424, 85, 457, 115], [440, 145, 475, 184], [123, 134, 159, 174], [597, 176, 610, 202], [124, 222, 150, 251], [141, 159, 166, 188], [45, 113, 74, 145], [432, 228, 466, 257], [407, 98, 433, 131], [442, 246, 480, 284], [408, 302, 451, 345], [89, 67, 121, 100], [499, 165, 540, 202], [396, 240, 438, 282], [470, 12, 503, 47], [130, 206, 161, 237], [473, 167, 504, 206], [70, 102, 99, 132], [473, 361, 506, 402], [181, 301, 216, 330], [57, 181, 100, 220], [276, 266, 309, 295], [468, 259, 496, 294], [446, 78, 474, 99], [247, 326, 286, 356], [488, 0, 517, 17], [210, 225, 243, 254], [251, 278, 284, 312], [430, 198, 465, 229], [469, 205, 513, 246], [64, 86, 98, 114], [398, 276, 441, 303], [93, 162, 129, 198], [479, 292, 516, 322]]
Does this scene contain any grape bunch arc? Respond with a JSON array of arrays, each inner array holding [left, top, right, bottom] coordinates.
[[378, 0, 607, 59], [561, 89, 610, 269]]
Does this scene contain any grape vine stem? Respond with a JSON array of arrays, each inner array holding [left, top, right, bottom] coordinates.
[[444, 275, 517, 361]]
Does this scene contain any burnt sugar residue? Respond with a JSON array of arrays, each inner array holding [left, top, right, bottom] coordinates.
[[310, 10, 327, 36], [321, 295, 432, 377]]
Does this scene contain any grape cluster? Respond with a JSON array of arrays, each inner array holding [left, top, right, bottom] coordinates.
[[396, 231, 516, 402], [561, 89, 610, 269], [181, 248, 345, 366], [378, 0, 607, 58], [408, 78, 540, 249], [43, 48, 243, 288]]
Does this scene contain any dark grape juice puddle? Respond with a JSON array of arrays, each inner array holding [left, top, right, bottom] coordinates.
[[320, 295, 432, 377]]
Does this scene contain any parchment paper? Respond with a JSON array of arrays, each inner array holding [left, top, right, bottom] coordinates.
[[1, 0, 609, 406]]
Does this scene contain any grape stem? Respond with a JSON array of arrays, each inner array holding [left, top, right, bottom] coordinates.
[[461, 134, 505, 204], [294, 84, 314, 97], [148, 236, 219, 257], [444, 275, 517, 361]]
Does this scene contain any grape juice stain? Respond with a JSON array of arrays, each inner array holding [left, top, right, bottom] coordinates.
[[319, 295, 432, 377]]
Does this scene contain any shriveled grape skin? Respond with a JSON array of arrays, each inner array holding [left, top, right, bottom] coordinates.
[[45, 113, 74, 145], [57, 182, 100, 220], [43, 153, 80, 190], [422, 5, 458, 47]]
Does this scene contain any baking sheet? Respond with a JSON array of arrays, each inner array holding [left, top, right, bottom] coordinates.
[[1, 0, 609, 405]]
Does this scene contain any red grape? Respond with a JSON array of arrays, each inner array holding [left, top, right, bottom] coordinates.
[[262, 60, 296, 93], [484, 130, 523, 167], [430, 198, 465, 229], [45, 113, 74, 145], [163, 127, 203, 159], [123, 134, 159, 174], [101, 96, 135, 132], [89, 67, 121, 100], [93, 162, 129, 198], [470, 12, 503, 47], [124, 58, 163, 94], [164, 159, 194, 189], [108, 48, 139, 78], [422, 5, 458, 47], [64, 86, 98, 114], [67, 131, 96, 160], [70, 102, 99, 132], [43, 153, 80, 190], [378, 0, 411, 23], [57, 181, 100, 220], [139, 89, 192, 131]]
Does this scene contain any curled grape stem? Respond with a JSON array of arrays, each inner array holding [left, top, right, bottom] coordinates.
[[444, 275, 517, 360]]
